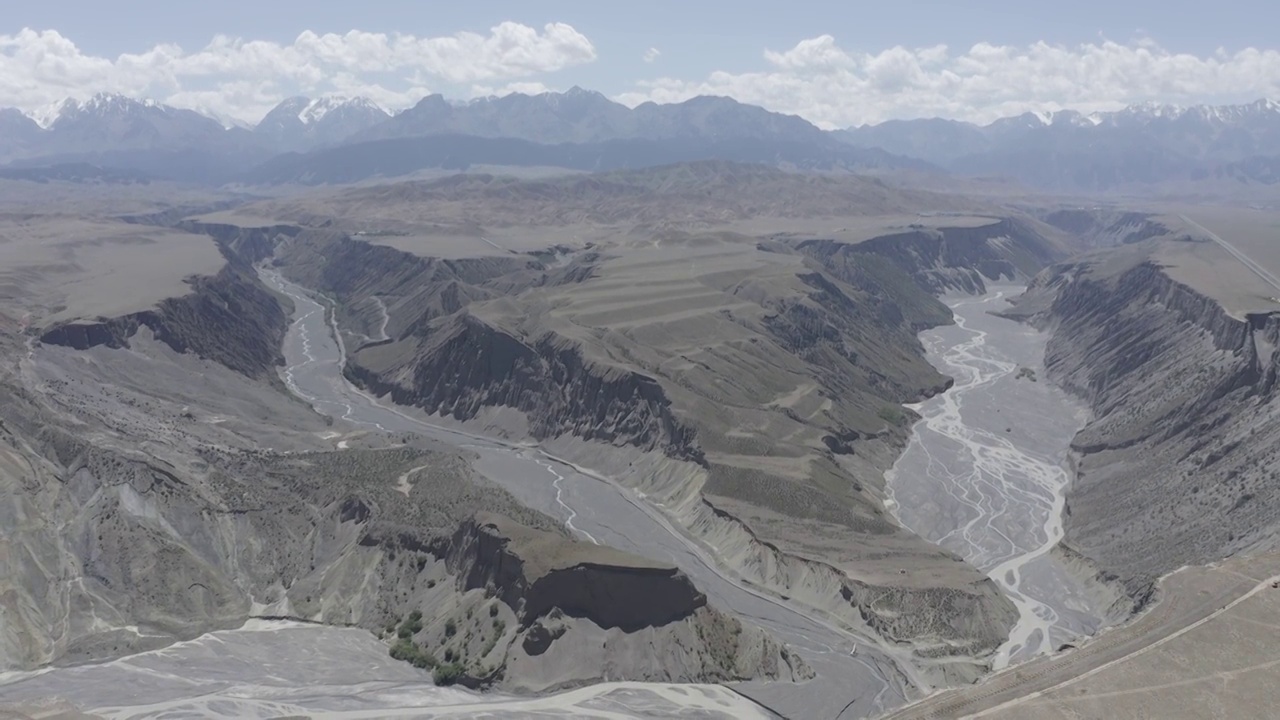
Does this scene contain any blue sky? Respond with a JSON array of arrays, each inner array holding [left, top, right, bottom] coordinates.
[[5, 0, 1280, 127]]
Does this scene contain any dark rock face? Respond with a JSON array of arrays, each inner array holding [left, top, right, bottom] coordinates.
[[520, 619, 565, 656], [525, 564, 706, 631], [1011, 253, 1280, 600], [445, 516, 707, 631]]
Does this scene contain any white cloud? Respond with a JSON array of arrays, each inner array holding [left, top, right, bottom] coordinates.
[[643, 47, 661, 64], [0, 23, 596, 124], [617, 36, 1280, 128]]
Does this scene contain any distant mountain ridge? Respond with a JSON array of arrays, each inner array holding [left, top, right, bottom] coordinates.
[[836, 98, 1280, 190], [358, 87, 830, 145], [8, 90, 1280, 191], [0, 89, 931, 184]]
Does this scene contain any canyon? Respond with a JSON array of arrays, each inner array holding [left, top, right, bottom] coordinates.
[[3, 161, 1280, 720]]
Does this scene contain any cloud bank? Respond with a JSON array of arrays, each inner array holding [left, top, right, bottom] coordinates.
[[616, 36, 1280, 128], [0, 23, 596, 123], [4, 25, 1280, 129]]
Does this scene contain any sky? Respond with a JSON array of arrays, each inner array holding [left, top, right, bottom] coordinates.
[[5, 0, 1280, 128]]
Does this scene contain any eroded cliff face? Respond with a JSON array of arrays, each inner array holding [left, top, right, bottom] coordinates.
[[1007, 248, 1280, 599], [348, 314, 704, 461], [38, 243, 289, 380]]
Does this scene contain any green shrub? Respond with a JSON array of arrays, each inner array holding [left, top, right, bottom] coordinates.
[[877, 405, 906, 426], [488, 604, 499, 617], [444, 618, 457, 637], [433, 662, 465, 686], [389, 638, 435, 669], [397, 613, 424, 638]]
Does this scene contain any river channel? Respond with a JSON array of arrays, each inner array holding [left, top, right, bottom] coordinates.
[[886, 288, 1106, 669], [257, 267, 919, 719]]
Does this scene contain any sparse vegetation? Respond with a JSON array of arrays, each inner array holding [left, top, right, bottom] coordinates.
[[878, 405, 907, 426], [389, 638, 437, 669], [396, 612, 424, 639], [432, 661, 465, 686]]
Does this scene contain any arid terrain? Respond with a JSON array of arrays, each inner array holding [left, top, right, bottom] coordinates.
[[4, 154, 1280, 720], [9, 9, 1280, 713]]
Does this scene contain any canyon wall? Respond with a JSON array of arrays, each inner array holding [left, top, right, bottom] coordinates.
[[1006, 244, 1280, 600]]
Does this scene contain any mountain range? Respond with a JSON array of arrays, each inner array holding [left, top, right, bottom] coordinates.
[[836, 99, 1280, 189], [4, 89, 1280, 191], [0, 90, 918, 183]]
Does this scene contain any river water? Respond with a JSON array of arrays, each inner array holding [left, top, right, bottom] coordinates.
[[886, 289, 1105, 668], [257, 268, 918, 719]]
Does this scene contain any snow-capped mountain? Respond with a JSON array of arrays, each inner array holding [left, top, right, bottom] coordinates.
[[0, 93, 261, 180], [254, 96, 390, 151], [37, 93, 229, 150], [836, 98, 1280, 190]]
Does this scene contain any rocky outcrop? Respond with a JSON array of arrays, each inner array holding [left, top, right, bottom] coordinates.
[[1006, 247, 1280, 598]]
